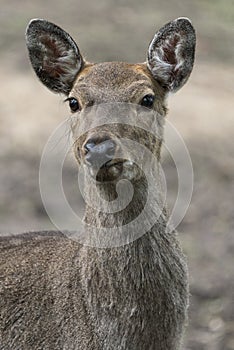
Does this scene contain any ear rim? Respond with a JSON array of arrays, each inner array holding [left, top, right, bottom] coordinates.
[[26, 19, 84, 95], [147, 17, 196, 93]]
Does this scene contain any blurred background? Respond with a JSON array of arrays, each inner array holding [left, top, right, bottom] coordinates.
[[0, 0, 234, 349]]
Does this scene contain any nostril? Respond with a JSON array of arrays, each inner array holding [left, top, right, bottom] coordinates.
[[105, 141, 116, 156], [84, 141, 96, 153]]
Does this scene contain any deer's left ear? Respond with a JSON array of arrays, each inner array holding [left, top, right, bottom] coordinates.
[[147, 18, 196, 92]]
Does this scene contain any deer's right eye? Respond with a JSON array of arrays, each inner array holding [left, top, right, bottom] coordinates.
[[67, 98, 80, 112]]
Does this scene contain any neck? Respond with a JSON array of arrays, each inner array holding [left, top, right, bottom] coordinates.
[[83, 167, 167, 247]]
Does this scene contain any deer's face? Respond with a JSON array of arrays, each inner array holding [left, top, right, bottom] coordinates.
[[69, 62, 166, 182], [26, 18, 195, 183]]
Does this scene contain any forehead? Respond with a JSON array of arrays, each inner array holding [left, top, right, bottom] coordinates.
[[78, 62, 151, 85], [70, 62, 163, 102]]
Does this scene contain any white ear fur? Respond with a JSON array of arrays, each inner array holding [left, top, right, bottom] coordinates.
[[26, 19, 84, 94], [147, 18, 196, 92]]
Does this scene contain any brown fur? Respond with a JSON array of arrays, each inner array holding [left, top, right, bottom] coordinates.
[[0, 18, 196, 349]]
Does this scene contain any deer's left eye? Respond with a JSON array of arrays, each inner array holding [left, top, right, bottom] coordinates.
[[66, 98, 80, 112], [140, 94, 155, 109]]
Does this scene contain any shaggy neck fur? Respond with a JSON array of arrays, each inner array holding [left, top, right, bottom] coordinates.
[[79, 167, 187, 350]]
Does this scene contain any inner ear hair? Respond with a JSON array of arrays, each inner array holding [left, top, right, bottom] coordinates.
[[147, 17, 196, 92], [26, 19, 84, 94]]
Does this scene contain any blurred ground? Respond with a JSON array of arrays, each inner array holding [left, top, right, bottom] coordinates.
[[0, 0, 234, 349]]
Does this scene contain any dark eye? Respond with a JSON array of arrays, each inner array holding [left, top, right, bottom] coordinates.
[[67, 98, 80, 112], [140, 94, 155, 109]]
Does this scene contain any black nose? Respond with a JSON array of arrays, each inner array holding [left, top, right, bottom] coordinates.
[[84, 137, 116, 168]]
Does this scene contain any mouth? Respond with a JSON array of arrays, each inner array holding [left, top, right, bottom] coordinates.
[[88, 159, 125, 182], [101, 160, 123, 169]]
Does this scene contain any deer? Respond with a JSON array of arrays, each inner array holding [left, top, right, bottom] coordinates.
[[0, 18, 195, 350]]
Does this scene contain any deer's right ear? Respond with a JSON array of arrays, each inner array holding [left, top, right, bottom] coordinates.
[[26, 19, 84, 95]]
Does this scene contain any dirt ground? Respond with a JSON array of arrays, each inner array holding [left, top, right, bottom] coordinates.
[[0, 1, 234, 349]]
